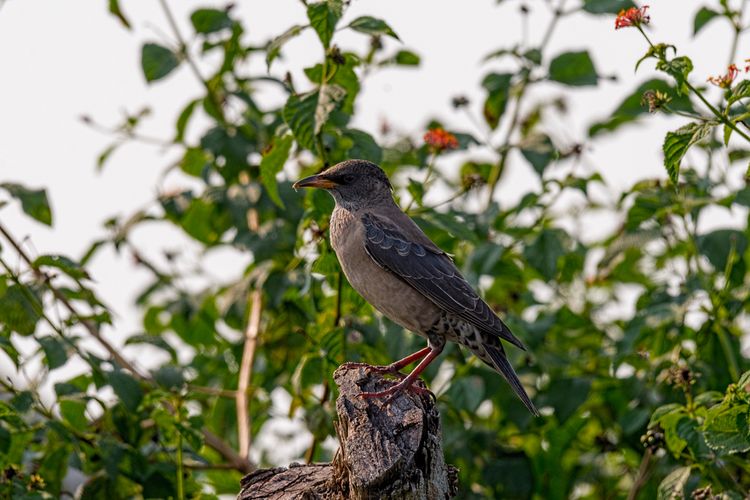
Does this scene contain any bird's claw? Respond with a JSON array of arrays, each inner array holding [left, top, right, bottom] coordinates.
[[359, 379, 433, 405]]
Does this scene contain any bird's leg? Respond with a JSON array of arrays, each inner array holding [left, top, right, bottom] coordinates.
[[341, 345, 431, 378], [360, 344, 443, 400]]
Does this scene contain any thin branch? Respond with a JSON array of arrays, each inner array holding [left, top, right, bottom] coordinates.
[[0, 223, 145, 378], [236, 288, 262, 459], [627, 448, 653, 500], [0, 222, 255, 474], [236, 207, 263, 459]]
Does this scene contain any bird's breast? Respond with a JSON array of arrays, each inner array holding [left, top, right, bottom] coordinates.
[[330, 209, 440, 334]]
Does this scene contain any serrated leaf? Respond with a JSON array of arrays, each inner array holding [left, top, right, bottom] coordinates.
[[141, 43, 180, 83], [657, 466, 691, 500], [703, 403, 750, 454], [307, 0, 343, 49], [348, 16, 400, 40], [283, 91, 318, 151], [260, 134, 293, 208], [1, 182, 53, 225], [190, 8, 232, 34], [662, 121, 712, 185], [315, 84, 346, 134], [549, 50, 598, 86], [33, 254, 89, 280], [266, 24, 307, 70], [693, 7, 720, 35], [656, 56, 693, 95]]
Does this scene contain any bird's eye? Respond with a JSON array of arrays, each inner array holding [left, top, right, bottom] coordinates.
[[343, 174, 356, 184]]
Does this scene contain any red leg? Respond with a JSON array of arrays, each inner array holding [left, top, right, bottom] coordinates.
[[341, 345, 431, 376], [360, 344, 444, 399]]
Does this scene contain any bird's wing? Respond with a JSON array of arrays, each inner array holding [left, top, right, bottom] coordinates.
[[361, 212, 526, 350]]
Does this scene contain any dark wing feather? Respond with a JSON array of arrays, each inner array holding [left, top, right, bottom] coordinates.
[[361, 213, 526, 350]]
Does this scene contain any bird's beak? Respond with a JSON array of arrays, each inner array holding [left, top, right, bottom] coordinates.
[[292, 174, 338, 190]]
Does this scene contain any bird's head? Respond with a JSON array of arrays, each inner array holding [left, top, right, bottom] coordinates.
[[293, 159, 393, 210]]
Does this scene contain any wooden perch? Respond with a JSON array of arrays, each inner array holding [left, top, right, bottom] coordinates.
[[238, 364, 459, 499]]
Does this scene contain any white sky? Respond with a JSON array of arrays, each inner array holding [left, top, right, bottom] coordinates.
[[0, 0, 744, 366]]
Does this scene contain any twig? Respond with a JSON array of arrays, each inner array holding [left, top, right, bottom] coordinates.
[[0, 223, 146, 378], [627, 448, 653, 500], [0, 222, 255, 474], [237, 288, 262, 459]]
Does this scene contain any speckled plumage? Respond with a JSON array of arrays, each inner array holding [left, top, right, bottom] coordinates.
[[294, 159, 537, 415]]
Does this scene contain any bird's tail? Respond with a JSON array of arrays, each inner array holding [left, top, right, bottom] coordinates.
[[484, 343, 539, 416]]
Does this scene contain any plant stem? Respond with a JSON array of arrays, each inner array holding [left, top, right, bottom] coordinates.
[[405, 153, 436, 212], [176, 404, 185, 500], [485, 0, 567, 208], [686, 81, 750, 143], [627, 448, 652, 500]]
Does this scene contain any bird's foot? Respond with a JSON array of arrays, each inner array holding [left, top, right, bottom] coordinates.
[[340, 361, 406, 379], [359, 378, 433, 404]]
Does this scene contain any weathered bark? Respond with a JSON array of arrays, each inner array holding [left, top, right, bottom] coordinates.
[[238, 364, 458, 500]]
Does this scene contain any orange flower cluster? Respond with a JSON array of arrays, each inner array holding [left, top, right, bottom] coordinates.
[[424, 128, 459, 152], [707, 64, 740, 88], [615, 5, 650, 30]]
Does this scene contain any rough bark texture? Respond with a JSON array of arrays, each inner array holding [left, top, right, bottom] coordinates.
[[238, 364, 458, 500]]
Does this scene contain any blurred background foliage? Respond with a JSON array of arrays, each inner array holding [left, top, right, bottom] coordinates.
[[1, 0, 750, 498]]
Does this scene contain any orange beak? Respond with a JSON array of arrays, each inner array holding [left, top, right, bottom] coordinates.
[[292, 174, 338, 190]]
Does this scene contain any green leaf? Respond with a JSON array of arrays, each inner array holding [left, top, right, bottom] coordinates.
[[696, 229, 748, 272], [260, 134, 293, 208], [107, 0, 131, 29], [703, 403, 750, 454], [520, 134, 557, 176], [33, 254, 89, 280], [190, 8, 232, 34], [549, 50, 598, 86], [662, 122, 713, 185], [107, 371, 143, 412], [348, 16, 400, 40], [175, 98, 200, 142], [266, 24, 307, 70], [59, 398, 88, 429], [693, 7, 720, 35], [482, 73, 513, 129], [315, 84, 346, 134], [524, 229, 566, 281], [343, 129, 382, 163], [394, 50, 420, 66], [283, 91, 318, 151], [141, 43, 180, 83], [0, 284, 42, 336], [589, 79, 694, 136], [180, 147, 211, 177], [582, 0, 635, 14], [727, 80, 750, 106], [38, 336, 67, 370], [656, 56, 693, 95], [407, 178, 425, 207], [307, 0, 343, 49], [1, 182, 53, 225], [657, 466, 691, 500]]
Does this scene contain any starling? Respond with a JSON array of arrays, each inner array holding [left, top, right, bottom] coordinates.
[[294, 159, 538, 415]]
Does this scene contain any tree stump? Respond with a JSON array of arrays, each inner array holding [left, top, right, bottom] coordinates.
[[238, 364, 458, 500]]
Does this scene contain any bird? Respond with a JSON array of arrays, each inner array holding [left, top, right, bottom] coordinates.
[[293, 159, 538, 415]]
